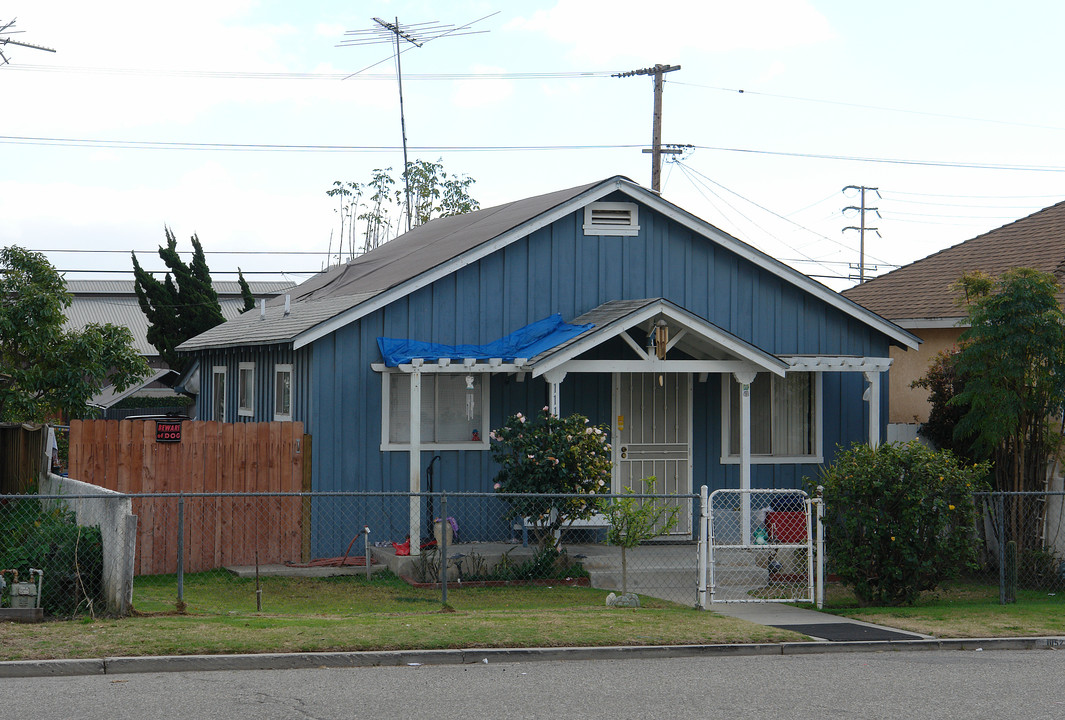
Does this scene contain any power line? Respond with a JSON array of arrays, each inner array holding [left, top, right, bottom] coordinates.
[[674, 160, 894, 267], [0, 134, 644, 152], [672, 81, 1065, 132], [7, 131, 1065, 175], [36, 248, 336, 255], [54, 268, 318, 275], [7, 64, 618, 81], [882, 189, 1065, 200], [691, 144, 1065, 173], [672, 161, 840, 279]]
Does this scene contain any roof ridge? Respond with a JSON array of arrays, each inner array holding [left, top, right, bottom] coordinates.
[[843, 198, 1065, 295]]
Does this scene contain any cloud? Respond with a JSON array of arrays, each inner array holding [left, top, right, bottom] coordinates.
[[507, 0, 835, 64]]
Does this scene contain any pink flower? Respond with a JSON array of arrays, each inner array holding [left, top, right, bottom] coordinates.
[[493, 482, 501, 490]]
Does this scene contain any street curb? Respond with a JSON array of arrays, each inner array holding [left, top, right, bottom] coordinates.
[[2, 637, 1062, 678]]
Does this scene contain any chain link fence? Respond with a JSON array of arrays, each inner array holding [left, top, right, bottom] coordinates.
[[707, 489, 820, 604], [2, 490, 714, 616], [17, 487, 1059, 615], [974, 491, 1065, 602]]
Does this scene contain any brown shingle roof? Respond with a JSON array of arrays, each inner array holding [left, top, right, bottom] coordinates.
[[841, 200, 1065, 320]]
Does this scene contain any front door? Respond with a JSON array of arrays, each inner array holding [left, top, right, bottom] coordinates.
[[613, 373, 692, 535]]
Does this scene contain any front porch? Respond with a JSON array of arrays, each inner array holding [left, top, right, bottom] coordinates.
[[374, 298, 891, 552]]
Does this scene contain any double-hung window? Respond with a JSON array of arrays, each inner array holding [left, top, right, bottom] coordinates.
[[722, 372, 821, 463], [274, 364, 293, 421], [211, 366, 226, 421], [238, 362, 255, 418], [382, 372, 490, 450]]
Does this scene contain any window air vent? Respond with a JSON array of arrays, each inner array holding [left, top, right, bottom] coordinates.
[[583, 202, 640, 236]]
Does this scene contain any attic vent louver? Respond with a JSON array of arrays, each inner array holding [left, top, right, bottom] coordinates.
[[583, 201, 640, 236]]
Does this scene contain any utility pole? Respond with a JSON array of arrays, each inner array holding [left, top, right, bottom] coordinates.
[[842, 185, 881, 284], [614, 63, 681, 193]]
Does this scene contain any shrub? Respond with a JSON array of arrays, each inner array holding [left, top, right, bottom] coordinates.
[[0, 499, 104, 616], [814, 441, 989, 606], [490, 409, 611, 548]]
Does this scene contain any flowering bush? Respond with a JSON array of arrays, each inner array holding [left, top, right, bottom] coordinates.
[[815, 441, 990, 606], [490, 408, 612, 548]]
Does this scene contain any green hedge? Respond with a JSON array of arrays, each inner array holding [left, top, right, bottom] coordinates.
[[0, 499, 105, 616]]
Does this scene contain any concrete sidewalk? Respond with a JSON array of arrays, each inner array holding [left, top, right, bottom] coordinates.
[[3, 635, 1062, 678]]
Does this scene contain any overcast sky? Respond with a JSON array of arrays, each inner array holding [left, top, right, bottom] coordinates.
[[4, 1, 1065, 291]]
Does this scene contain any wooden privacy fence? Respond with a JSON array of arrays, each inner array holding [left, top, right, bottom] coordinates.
[[0, 423, 47, 494], [68, 420, 308, 576]]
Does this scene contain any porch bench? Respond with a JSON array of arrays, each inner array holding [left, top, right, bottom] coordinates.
[[513, 512, 611, 547]]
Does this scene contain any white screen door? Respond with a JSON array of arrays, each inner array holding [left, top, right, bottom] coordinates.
[[613, 373, 692, 535]]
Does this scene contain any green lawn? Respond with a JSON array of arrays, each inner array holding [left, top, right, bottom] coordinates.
[[0, 571, 801, 661], [3, 574, 1063, 662], [819, 581, 1065, 638]]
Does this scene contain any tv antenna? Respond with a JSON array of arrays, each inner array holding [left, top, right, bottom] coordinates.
[[338, 14, 495, 232], [0, 18, 57, 65]]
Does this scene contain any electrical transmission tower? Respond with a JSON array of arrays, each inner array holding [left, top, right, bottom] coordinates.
[[613, 64, 681, 193], [0, 18, 56, 65], [339, 15, 491, 233], [842, 185, 881, 284]]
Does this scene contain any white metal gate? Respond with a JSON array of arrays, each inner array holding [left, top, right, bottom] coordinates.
[[614, 373, 692, 535], [700, 488, 823, 606]]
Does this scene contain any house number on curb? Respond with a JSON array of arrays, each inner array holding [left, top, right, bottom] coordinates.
[[156, 421, 183, 443]]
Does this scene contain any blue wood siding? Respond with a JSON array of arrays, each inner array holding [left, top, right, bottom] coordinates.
[[194, 345, 310, 424], [297, 195, 897, 549]]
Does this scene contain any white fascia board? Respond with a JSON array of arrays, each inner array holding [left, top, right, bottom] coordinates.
[[560, 360, 769, 374], [370, 362, 529, 374], [890, 317, 969, 330], [618, 182, 922, 351], [533, 299, 787, 378], [292, 179, 628, 350], [780, 356, 893, 372]]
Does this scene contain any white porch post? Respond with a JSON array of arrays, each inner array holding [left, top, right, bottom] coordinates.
[[408, 364, 422, 555], [544, 369, 567, 416], [864, 370, 881, 450], [733, 370, 757, 544]]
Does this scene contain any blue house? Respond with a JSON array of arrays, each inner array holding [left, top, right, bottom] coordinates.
[[178, 176, 918, 553]]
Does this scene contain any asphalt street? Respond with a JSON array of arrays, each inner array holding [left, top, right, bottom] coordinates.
[[3, 649, 1062, 720]]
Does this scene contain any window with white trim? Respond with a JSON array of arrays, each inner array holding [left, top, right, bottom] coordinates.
[[274, 364, 293, 421], [211, 366, 226, 421], [722, 372, 821, 462], [382, 372, 490, 450], [583, 201, 640, 236], [238, 362, 255, 417]]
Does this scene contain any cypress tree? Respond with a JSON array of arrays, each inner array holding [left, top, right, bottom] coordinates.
[[132, 227, 225, 372], [237, 268, 256, 313]]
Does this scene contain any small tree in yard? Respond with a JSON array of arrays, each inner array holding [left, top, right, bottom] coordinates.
[[490, 409, 612, 550], [601, 476, 679, 595], [817, 441, 989, 606], [950, 269, 1065, 499], [0, 246, 148, 421]]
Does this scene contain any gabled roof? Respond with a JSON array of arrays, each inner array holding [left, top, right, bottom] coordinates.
[[841, 200, 1065, 323], [529, 298, 789, 377], [178, 176, 918, 353], [65, 279, 295, 356]]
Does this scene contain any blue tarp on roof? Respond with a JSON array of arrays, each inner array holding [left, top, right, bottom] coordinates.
[[377, 313, 594, 367]]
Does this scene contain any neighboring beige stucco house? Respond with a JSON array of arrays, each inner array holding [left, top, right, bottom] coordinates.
[[842, 200, 1065, 437]]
